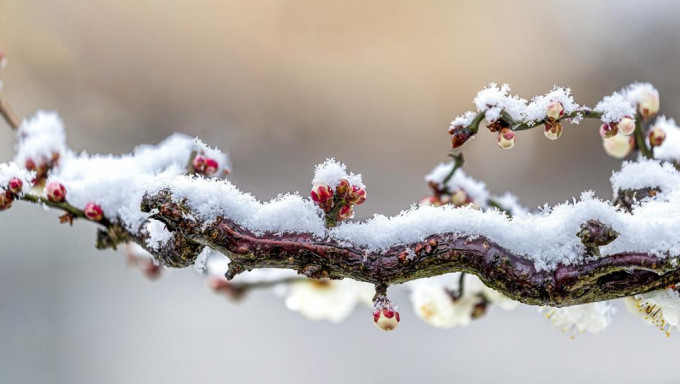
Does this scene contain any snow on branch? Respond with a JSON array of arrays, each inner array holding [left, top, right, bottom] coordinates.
[[2, 78, 680, 335]]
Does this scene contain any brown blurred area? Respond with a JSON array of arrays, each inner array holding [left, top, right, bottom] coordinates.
[[2, 1, 680, 383]]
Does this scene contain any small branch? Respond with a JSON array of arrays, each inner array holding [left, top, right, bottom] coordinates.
[[0, 93, 20, 130], [633, 112, 653, 159]]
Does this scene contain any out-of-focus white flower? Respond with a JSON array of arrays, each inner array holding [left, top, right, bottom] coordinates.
[[541, 302, 616, 335], [409, 273, 518, 329], [285, 279, 374, 323], [624, 288, 680, 336]]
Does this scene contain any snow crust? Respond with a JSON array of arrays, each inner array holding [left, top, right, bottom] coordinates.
[[0, 162, 32, 193], [425, 162, 490, 205], [594, 93, 635, 123], [14, 111, 66, 166], [311, 158, 364, 189]]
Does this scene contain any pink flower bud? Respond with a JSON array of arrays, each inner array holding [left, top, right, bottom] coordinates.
[[649, 125, 666, 147], [0, 190, 13, 211], [45, 182, 66, 203], [84, 202, 104, 221], [25, 158, 36, 171], [193, 156, 220, 176], [336, 204, 354, 220], [602, 135, 634, 159], [545, 101, 564, 122], [544, 122, 563, 141], [618, 116, 636, 136], [373, 308, 400, 331], [8, 177, 23, 195], [450, 128, 473, 149], [599, 123, 618, 138], [639, 90, 660, 120], [497, 128, 516, 149], [140, 258, 162, 280], [348, 185, 366, 205], [310, 183, 334, 210]]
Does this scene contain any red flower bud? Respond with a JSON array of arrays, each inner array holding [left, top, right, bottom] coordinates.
[[419, 196, 441, 207], [336, 204, 354, 220], [348, 185, 366, 205], [45, 182, 66, 203], [84, 202, 104, 221], [0, 190, 13, 211], [373, 308, 400, 331], [450, 128, 473, 149], [599, 123, 618, 138], [8, 177, 23, 195], [311, 183, 334, 210], [193, 155, 220, 176], [25, 158, 36, 171]]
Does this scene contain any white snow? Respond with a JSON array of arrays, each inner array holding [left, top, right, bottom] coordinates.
[[651, 116, 680, 162], [14, 111, 66, 167], [311, 158, 364, 189], [449, 111, 478, 131], [524, 87, 579, 124], [473, 83, 527, 122], [145, 219, 173, 250], [425, 162, 490, 205], [0, 162, 32, 193], [594, 93, 635, 123], [610, 158, 680, 197], [622, 82, 659, 107]]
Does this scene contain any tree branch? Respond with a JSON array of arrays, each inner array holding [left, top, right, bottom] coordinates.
[[141, 189, 680, 307]]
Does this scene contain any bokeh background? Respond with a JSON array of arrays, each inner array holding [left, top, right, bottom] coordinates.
[[0, 0, 679, 383]]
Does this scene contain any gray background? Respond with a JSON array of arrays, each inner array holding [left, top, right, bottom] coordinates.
[[0, 0, 679, 383]]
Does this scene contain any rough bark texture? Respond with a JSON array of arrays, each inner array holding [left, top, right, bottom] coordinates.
[[141, 189, 680, 307]]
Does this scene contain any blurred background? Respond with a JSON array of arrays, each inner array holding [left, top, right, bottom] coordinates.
[[0, 0, 679, 383]]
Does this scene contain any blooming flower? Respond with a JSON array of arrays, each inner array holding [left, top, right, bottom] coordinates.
[[624, 288, 680, 336], [541, 302, 616, 335], [285, 279, 374, 323]]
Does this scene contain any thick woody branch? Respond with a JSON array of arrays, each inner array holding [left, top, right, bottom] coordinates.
[[142, 189, 680, 307]]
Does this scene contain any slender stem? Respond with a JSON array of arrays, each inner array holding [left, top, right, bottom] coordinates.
[[0, 93, 20, 130], [20, 193, 90, 220], [440, 153, 464, 187], [633, 112, 653, 159], [511, 108, 603, 131]]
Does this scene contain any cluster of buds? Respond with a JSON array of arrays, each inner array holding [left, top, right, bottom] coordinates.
[[45, 182, 66, 203], [600, 116, 637, 159], [84, 202, 104, 222], [373, 300, 400, 332], [310, 179, 366, 226], [421, 183, 474, 208], [192, 154, 221, 177], [648, 124, 667, 148], [544, 101, 564, 141], [25, 152, 60, 185]]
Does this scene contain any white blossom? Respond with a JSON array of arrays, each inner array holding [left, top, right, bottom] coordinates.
[[284, 279, 374, 323], [541, 302, 616, 335]]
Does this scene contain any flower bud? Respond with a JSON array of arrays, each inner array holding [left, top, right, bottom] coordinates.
[[193, 155, 220, 176], [373, 308, 400, 331], [599, 123, 618, 138], [639, 90, 660, 120], [0, 190, 13, 211], [84, 202, 104, 221], [450, 128, 473, 149], [45, 182, 66, 202], [545, 101, 564, 122], [497, 128, 516, 149], [603, 135, 634, 159], [451, 188, 468, 206], [419, 196, 441, 207], [337, 204, 354, 220], [335, 179, 351, 199], [310, 183, 334, 210], [618, 116, 636, 136], [544, 122, 563, 141], [649, 125, 666, 147], [348, 185, 366, 205], [7, 177, 23, 195], [25, 158, 36, 171]]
